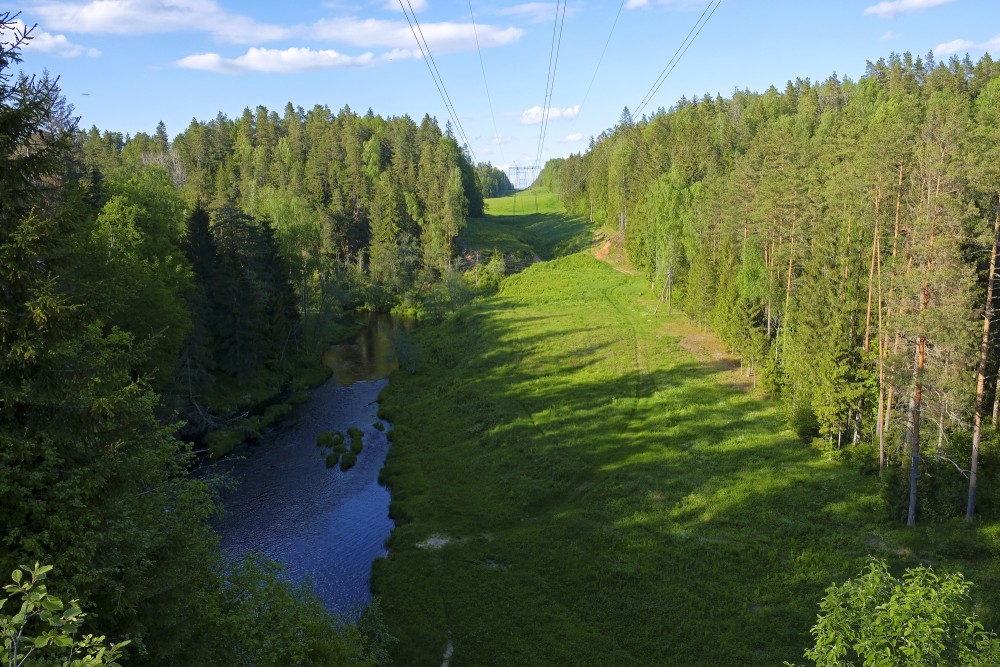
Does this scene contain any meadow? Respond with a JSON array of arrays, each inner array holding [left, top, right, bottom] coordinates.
[[373, 190, 1000, 665], [460, 187, 593, 261]]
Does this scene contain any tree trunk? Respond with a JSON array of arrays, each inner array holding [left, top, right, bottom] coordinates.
[[783, 213, 796, 355], [937, 394, 946, 455], [967, 198, 1000, 522], [876, 223, 886, 472], [666, 267, 673, 316], [864, 176, 882, 351], [908, 169, 939, 528], [907, 337, 925, 527]]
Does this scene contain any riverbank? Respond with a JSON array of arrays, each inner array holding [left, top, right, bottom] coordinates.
[[210, 312, 416, 616]]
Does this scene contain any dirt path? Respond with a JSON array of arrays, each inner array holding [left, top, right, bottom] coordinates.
[[590, 231, 753, 392], [591, 231, 635, 275], [659, 317, 753, 392]]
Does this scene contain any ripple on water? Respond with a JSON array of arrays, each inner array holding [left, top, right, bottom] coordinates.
[[214, 377, 394, 617]]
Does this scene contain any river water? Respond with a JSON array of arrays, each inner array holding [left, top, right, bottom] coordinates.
[[213, 313, 413, 616]]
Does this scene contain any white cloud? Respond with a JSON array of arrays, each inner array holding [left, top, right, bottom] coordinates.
[[379, 47, 421, 61], [32, 0, 292, 44], [880, 31, 898, 41], [626, 0, 712, 9], [520, 104, 579, 124], [382, 0, 428, 11], [863, 0, 956, 19], [14, 19, 99, 57], [562, 132, 584, 142], [934, 33, 1000, 56], [310, 17, 522, 52], [934, 38, 975, 55], [498, 3, 571, 23], [176, 47, 375, 74], [30, 1, 523, 59]]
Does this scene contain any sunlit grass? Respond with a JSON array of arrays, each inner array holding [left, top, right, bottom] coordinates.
[[461, 188, 593, 261], [373, 192, 1000, 665]]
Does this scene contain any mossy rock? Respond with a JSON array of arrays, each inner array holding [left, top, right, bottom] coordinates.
[[333, 441, 348, 455], [373, 421, 385, 431], [325, 452, 340, 468], [340, 450, 358, 471]]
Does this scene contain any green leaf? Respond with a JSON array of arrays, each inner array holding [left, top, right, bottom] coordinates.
[[42, 596, 63, 611], [11, 570, 22, 585]]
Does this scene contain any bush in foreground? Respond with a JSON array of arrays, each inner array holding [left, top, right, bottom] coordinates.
[[795, 559, 1000, 666]]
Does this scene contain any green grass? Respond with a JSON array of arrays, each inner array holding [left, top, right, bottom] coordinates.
[[373, 193, 1000, 665], [461, 188, 593, 261]]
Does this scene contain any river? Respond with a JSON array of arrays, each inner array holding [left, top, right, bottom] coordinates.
[[213, 313, 413, 616]]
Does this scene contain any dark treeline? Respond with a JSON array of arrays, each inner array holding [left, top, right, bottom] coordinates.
[[1, 13, 492, 664], [553, 51, 1000, 527], [77, 96, 494, 444]]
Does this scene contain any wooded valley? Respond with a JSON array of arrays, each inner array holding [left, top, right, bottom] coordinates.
[[5, 7, 1000, 663]]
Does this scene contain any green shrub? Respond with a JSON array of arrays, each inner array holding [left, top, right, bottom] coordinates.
[[206, 429, 245, 459], [325, 452, 339, 468], [205, 415, 265, 458], [261, 402, 293, 427], [373, 421, 385, 431], [340, 450, 357, 471], [317, 431, 345, 449], [800, 559, 1000, 666], [291, 364, 333, 391], [789, 404, 820, 441], [288, 390, 311, 406], [348, 427, 364, 453]]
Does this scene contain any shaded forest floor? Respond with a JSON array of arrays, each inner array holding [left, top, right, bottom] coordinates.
[[372, 191, 1000, 665]]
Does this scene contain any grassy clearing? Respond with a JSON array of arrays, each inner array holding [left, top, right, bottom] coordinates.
[[461, 188, 593, 261], [374, 192, 1000, 665]]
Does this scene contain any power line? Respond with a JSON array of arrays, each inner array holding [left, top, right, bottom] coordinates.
[[534, 0, 568, 174], [569, 0, 627, 137], [574, 0, 724, 189], [634, 0, 723, 119], [469, 1, 504, 166], [397, 0, 478, 165]]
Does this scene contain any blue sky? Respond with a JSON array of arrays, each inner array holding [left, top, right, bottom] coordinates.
[[11, 0, 1000, 183]]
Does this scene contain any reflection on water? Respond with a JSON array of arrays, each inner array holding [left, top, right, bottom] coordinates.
[[214, 313, 413, 617], [323, 312, 416, 386]]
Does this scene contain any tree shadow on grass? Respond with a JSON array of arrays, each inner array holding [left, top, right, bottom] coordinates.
[[373, 257, 992, 667]]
